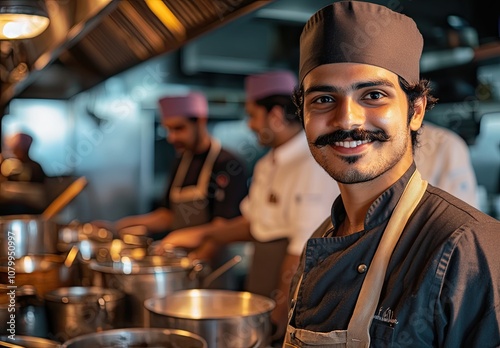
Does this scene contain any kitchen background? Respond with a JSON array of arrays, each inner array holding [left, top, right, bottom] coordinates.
[[1, 0, 500, 221]]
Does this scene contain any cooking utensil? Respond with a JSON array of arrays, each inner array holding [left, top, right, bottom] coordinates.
[[0, 215, 59, 258], [89, 256, 200, 327], [61, 328, 207, 348], [41, 176, 87, 221], [202, 255, 241, 288], [145, 289, 275, 348], [44, 286, 125, 342]]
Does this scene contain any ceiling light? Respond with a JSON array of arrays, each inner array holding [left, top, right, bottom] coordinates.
[[0, 0, 50, 39]]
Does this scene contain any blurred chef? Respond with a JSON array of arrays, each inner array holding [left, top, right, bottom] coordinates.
[[158, 71, 340, 343], [97, 91, 248, 249], [415, 121, 478, 207], [1, 132, 46, 183]]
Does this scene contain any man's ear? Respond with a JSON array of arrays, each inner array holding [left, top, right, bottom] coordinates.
[[268, 105, 287, 130], [409, 96, 426, 131]]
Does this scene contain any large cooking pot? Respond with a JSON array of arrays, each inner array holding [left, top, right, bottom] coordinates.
[[0, 254, 77, 297], [44, 286, 125, 342], [0, 215, 59, 258], [89, 256, 201, 327], [61, 328, 207, 348], [145, 289, 275, 348], [0, 335, 60, 347], [77, 236, 152, 286]]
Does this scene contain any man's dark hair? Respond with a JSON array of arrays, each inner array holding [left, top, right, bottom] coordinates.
[[292, 77, 438, 149], [255, 94, 301, 125]]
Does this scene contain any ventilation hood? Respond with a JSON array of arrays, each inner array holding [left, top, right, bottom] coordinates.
[[0, 0, 270, 108], [1, 0, 500, 111]]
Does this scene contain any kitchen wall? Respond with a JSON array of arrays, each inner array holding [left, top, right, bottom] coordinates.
[[3, 50, 265, 223]]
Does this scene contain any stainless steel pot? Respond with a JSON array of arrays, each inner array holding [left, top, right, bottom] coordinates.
[[44, 286, 125, 342], [0, 335, 60, 347], [0, 215, 59, 258], [145, 289, 275, 348], [89, 256, 201, 327], [61, 328, 207, 348]]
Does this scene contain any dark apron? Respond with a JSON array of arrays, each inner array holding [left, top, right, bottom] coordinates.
[[246, 238, 289, 298], [284, 170, 427, 348], [168, 139, 221, 230]]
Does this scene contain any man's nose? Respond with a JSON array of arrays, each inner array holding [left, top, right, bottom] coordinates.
[[332, 98, 365, 130]]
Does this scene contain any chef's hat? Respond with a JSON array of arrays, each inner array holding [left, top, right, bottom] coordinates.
[[158, 91, 208, 119], [299, 1, 423, 85], [245, 70, 297, 101]]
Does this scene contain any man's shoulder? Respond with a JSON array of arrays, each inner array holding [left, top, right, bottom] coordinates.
[[423, 184, 499, 231], [217, 147, 245, 164]]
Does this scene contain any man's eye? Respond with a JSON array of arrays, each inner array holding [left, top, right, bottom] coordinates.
[[365, 92, 384, 100], [314, 95, 334, 104]]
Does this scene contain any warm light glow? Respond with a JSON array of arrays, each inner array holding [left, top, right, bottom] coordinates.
[[121, 256, 132, 274], [145, 0, 185, 41], [23, 256, 34, 273], [0, 13, 49, 39]]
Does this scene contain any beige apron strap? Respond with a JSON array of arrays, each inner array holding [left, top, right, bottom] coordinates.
[[170, 139, 221, 202], [346, 170, 427, 347]]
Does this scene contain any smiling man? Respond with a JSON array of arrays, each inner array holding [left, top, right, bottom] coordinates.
[[284, 1, 500, 347]]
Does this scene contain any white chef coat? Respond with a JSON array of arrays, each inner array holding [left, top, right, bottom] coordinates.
[[414, 122, 479, 208], [240, 131, 340, 256]]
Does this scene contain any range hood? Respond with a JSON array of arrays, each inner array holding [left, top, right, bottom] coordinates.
[[0, 0, 271, 108]]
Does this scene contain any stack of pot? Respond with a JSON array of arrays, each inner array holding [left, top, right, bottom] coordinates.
[[0, 215, 79, 339]]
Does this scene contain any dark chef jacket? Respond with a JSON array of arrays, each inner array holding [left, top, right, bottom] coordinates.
[[162, 146, 248, 224], [290, 163, 500, 347]]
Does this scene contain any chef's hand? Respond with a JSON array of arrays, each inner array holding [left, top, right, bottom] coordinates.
[[88, 220, 117, 238], [154, 225, 208, 254], [91, 219, 115, 231]]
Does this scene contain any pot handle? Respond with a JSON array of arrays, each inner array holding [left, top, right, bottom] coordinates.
[[187, 259, 205, 281], [0, 283, 37, 297], [0, 341, 24, 348], [202, 255, 242, 288], [95, 296, 108, 331], [64, 244, 79, 268]]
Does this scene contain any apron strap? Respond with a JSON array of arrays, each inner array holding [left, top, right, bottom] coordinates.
[[284, 170, 427, 348], [170, 139, 222, 202], [346, 170, 427, 347]]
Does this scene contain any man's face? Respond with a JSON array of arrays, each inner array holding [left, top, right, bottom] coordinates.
[[245, 101, 274, 147], [162, 116, 199, 153], [302, 62, 423, 184]]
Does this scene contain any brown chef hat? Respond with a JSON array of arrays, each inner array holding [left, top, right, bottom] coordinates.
[[299, 1, 423, 85]]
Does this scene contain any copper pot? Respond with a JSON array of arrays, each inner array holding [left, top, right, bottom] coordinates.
[[0, 254, 77, 297]]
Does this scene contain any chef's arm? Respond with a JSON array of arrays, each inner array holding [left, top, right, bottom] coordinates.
[[159, 215, 253, 250], [271, 253, 300, 341], [114, 207, 175, 234]]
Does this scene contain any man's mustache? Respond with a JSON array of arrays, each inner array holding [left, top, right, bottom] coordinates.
[[313, 129, 390, 147]]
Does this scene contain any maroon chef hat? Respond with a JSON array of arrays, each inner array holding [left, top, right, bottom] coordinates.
[[7, 133, 33, 151], [299, 1, 423, 85], [158, 91, 208, 119], [245, 70, 297, 101]]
